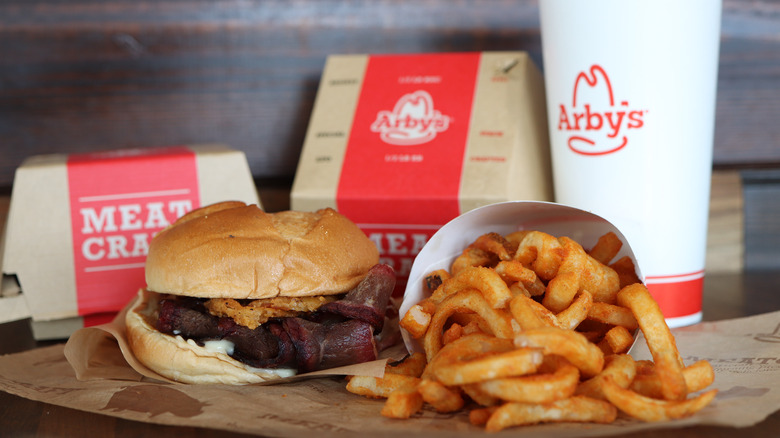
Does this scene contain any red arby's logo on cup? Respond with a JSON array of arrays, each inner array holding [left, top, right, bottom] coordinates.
[[370, 90, 451, 146], [557, 64, 647, 156]]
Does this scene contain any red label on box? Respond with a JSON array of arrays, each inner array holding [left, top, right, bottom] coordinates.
[[83, 312, 118, 327], [336, 53, 481, 225], [363, 224, 441, 291], [67, 147, 200, 316]]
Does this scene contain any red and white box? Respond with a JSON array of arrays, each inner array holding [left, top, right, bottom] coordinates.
[[291, 52, 554, 293], [1, 145, 259, 339]]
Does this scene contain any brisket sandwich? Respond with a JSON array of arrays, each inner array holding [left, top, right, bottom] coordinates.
[[125, 201, 395, 384]]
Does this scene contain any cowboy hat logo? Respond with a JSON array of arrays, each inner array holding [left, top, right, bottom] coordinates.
[[370, 90, 451, 146], [558, 65, 646, 156]]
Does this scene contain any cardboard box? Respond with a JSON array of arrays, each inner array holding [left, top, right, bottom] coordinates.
[[1, 145, 260, 338], [292, 52, 553, 293]]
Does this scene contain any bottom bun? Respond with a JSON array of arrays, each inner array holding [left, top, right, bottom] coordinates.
[[125, 289, 288, 384]]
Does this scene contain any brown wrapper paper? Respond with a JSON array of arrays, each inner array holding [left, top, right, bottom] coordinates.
[[2, 309, 780, 437]]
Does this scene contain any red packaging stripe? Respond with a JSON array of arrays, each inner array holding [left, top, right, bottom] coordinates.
[[645, 271, 704, 319], [83, 312, 118, 327], [362, 224, 441, 296], [336, 53, 481, 225]]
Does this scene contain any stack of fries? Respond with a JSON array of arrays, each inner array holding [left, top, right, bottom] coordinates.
[[346, 230, 716, 432]]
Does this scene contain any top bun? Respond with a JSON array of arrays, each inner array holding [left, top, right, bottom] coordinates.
[[145, 202, 379, 299]]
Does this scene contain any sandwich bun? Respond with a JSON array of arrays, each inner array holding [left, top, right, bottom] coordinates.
[[144, 202, 380, 299]]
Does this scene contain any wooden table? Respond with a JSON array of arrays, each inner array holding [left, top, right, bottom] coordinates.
[[1, 270, 779, 437]]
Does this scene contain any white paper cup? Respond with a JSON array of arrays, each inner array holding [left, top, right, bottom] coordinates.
[[540, 0, 722, 326], [399, 200, 642, 354]]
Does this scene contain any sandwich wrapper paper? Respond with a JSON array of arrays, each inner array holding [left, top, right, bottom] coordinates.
[[1, 201, 780, 437]]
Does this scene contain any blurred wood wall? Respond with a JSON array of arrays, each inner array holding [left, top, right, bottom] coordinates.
[[0, 0, 778, 189], [0, 0, 777, 272]]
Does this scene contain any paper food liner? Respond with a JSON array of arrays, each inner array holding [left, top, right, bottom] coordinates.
[[400, 200, 642, 352]]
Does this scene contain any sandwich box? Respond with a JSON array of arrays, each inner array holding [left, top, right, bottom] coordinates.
[[0, 144, 260, 339], [292, 52, 554, 294]]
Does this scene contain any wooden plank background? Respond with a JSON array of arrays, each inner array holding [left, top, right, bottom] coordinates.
[[0, 0, 776, 273], [0, 0, 778, 190]]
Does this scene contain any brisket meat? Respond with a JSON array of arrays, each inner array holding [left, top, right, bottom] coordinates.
[[155, 263, 396, 373]]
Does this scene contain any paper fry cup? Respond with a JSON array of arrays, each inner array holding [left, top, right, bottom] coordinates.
[[399, 201, 642, 354]]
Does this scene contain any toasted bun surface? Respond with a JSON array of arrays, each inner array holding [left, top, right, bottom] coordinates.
[[125, 289, 281, 384], [145, 202, 379, 299]]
